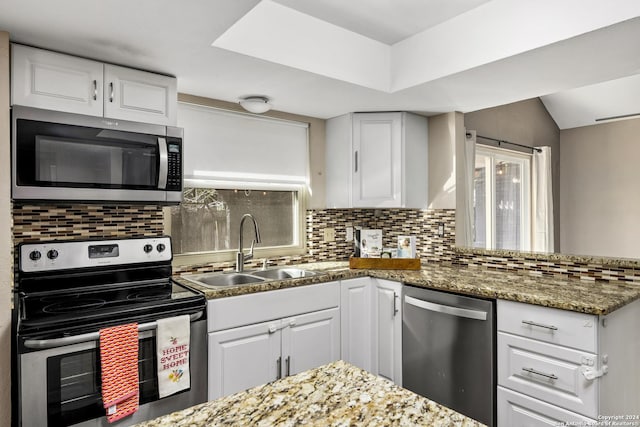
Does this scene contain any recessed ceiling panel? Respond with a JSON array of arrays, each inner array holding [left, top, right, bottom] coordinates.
[[272, 0, 491, 44]]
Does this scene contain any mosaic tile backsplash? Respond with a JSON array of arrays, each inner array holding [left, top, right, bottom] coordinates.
[[13, 204, 164, 246], [11, 203, 640, 283], [306, 209, 456, 263]]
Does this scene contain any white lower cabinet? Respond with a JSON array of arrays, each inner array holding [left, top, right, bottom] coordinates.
[[208, 319, 281, 399], [498, 387, 596, 426], [497, 299, 640, 426], [207, 282, 340, 400], [340, 277, 402, 384]]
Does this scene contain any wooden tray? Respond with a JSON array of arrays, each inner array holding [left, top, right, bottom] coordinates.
[[349, 257, 421, 270]]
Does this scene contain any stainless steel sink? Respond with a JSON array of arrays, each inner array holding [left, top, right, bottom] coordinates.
[[185, 272, 266, 288], [251, 268, 321, 280], [183, 267, 323, 288]]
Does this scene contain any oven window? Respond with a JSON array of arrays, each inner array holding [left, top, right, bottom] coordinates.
[[46, 337, 159, 426]]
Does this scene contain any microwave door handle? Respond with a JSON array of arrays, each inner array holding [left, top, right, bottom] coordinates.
[[158, 137, 168, 189]]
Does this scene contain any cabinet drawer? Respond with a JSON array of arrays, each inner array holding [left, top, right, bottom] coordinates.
[[498, 332, 598, 417], [498, 300, 597, 352], [498, 387, 596, 427], [208, 281, 340, 332]]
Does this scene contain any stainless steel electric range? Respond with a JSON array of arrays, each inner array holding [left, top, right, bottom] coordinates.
[[12, 236, 207, 427]]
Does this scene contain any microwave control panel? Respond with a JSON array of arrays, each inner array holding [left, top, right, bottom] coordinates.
[[166, 137, 182, 191]]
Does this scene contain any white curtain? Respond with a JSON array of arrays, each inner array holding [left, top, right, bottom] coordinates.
[[532, 146, 554, 252], [458, 130, 476, 247]]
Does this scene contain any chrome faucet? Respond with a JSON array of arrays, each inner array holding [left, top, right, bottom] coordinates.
[[236, 214, 261, 272]]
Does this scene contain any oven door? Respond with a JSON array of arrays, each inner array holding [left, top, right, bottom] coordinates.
[[18, 318, 207, 427], [11, 106, 175, 203]]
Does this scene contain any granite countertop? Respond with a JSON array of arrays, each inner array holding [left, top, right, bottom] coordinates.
[[176, 262, 640, 315], [133, 360, 484, 427]]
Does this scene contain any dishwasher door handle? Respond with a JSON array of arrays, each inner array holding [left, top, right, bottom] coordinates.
[[405, 295, 488, 321]]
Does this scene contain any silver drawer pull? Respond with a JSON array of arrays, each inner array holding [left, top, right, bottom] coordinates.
[[521, 320, 558, 331], [522, 367, 558, 381]]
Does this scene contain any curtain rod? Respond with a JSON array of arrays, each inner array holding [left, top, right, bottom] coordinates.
[[468, 133, 542, 153]]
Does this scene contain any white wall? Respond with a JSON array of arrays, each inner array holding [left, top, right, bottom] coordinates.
[[428, 112, 461, 210], [560, 118, 640, 258], [0, 30, 12, 426]]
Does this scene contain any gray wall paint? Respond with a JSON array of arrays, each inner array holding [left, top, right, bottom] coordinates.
[[560, 118, 640, 258], [464, 98, 561, 251]]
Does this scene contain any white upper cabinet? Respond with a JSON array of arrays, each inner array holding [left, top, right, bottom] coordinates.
[[326, 112, 428, 208], [104, 64, 176, 125], [11, 44, 104, 116], [11, 44, 177, 125]]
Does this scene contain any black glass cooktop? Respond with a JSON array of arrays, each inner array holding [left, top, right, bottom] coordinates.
[[17, 279, 205, 338]]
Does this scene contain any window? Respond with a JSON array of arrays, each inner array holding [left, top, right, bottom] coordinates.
[[473, 146, 531, 251], [169, 187, 305, 263], [171, 103, 310, 265]]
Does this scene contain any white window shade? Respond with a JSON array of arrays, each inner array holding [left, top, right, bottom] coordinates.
[[178, 102, 309, 189]]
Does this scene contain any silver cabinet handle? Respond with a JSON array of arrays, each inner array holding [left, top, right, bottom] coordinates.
[[157, 137, 168, 189], [354, 150, 358, 173], [393, 291, 399, 316], [276, 357, 282, 380], [522, 367, 558, 381], [109, 82, 114, 102], [405, 295, 487, 321], [285, 356, 291, 377], [522, 320, 558, 331], [24, 311, 203, 349], [92, 80, 98, 101]]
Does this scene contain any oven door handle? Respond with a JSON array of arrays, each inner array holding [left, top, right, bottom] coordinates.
[[23, 311, 203, 350]]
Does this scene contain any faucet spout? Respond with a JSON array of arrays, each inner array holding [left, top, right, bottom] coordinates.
[[236, 214, 261, 272]]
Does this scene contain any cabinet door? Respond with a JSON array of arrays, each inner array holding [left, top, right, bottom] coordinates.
[[282, 308, 340, 377], [372, 279, 402, 385], [208, 320, 281, 400], [352, 113, 402, 207], [104, 64, 177, 125], [11, 44, 103, 116], [340, 277, 373, 372]]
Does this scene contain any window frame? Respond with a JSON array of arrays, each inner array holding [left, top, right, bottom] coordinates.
[[165, 182, 308, 267], [474, 145, 532, 252]]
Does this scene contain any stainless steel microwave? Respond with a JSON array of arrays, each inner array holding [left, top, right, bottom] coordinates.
[[11, 106, 183, 204]]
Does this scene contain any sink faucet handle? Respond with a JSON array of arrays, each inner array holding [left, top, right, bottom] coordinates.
[[262, 258, 269, 270], [249, 239, 257, 256]]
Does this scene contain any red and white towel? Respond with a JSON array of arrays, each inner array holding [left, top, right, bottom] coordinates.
[[99, 323, 139, 423], [156, 315, 191, 398]]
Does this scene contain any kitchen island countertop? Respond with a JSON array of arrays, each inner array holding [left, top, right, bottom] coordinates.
[[176, 261, 640, 315], [132, 360, 484, 427]]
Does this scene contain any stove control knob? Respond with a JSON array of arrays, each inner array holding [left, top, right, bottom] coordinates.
[[156, 243, 166, 253], [29, 250, 42, 261], [143, 244, 153, 253], [47, 249, 59, 260]]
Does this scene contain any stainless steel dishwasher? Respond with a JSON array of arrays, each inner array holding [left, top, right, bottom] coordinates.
[[402, 285, 495, 426]]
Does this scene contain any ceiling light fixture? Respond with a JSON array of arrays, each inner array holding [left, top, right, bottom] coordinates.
[[239, 96, 272, 114]]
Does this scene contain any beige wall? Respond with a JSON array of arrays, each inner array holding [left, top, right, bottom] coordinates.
[[427, 112, 461, 210], [464, 98, 561, 250], [559, 118, 640, 258], [178, 94, 326, 209], [0, 31, 12, 426]]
